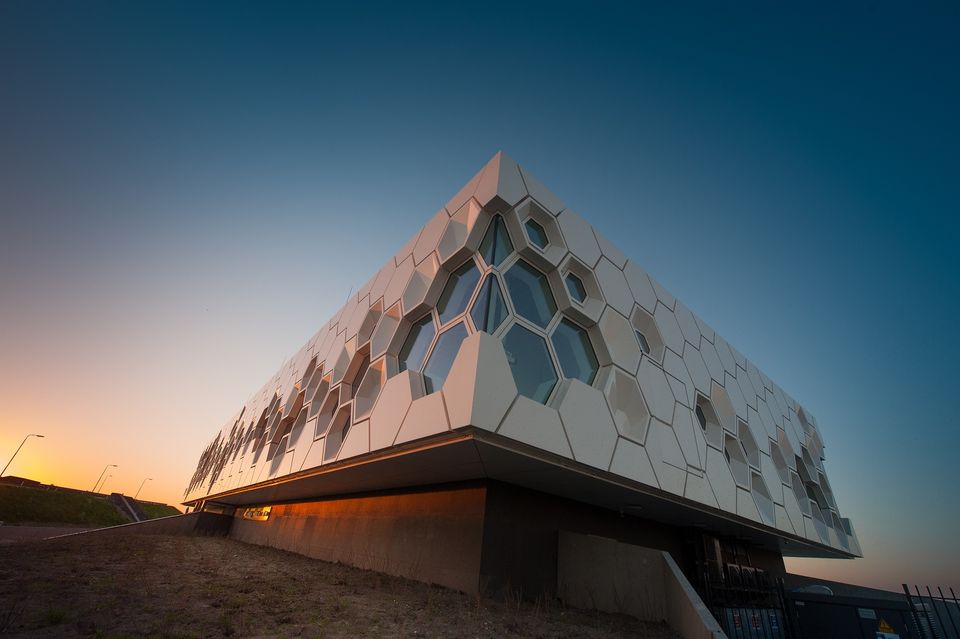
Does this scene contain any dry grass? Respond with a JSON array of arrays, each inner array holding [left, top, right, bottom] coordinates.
[[0, 533, 676, 638]]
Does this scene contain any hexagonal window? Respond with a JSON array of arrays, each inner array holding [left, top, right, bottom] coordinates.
[[323, 405, 353, 462], [479, 214, 513, 267], [818, 472, 837, 509], [437, 260, 481, 325], [398, 314, 436, 373], [695, 394, 724, 449], [723, 433, 749, 488], [790, 472, 812, 515], [423, 322, 469, 394], [357, 300, 383, 345], [354, 358, 385, 419], [770, 442, 791, 484], [504, 260, 557, 329], [502, 324, 558, 404], [810, 502, 830, 544], [737, 419, 760, 468], [471, 274, 509, 334], [565, 273, 587, 304], [345, 352, 370, 399], [551, 318, 599, 384], [751, 471, 776, 525], [805, 480, 829, 512], [524, 218, 549, 250], [630, 307, 666, 362], [635, 330, 651, 355], [601, 368, 650, 443]]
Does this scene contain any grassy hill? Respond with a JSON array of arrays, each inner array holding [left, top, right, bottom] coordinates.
[[0, 485, 127, 527], [137, 502, 181, 519]]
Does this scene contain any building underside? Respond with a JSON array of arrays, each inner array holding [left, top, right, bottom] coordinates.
[[189, 427, 854, 596]]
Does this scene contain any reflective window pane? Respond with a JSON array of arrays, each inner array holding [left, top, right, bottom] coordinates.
[[635, 330, 651, 355], [470, 275, 509, 334], [436, 260, 481, 325], [565, 273, 587, 303], [348, 354, 370, 398], [398, 314, 436, 372], [479, 214, 513, 267], [524, 219, 548, 249], [423, 322, 469, 394], [551, 319, 599, 384], [504, 260, 557, 329], [502, 324, 558, 404]]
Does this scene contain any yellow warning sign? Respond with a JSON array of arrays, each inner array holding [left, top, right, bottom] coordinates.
[[878, 619, 895, 633]]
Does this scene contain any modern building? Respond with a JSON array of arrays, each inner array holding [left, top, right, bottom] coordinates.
[[184, 152, 860, 604]]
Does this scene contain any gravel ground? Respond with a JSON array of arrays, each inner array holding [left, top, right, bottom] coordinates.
[[0, 533, 677, 638], [0, 526, 95, 545]]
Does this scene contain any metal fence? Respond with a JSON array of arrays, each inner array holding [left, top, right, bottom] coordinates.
[[701, 561, 794, 639], [903, 585, 960, 639]]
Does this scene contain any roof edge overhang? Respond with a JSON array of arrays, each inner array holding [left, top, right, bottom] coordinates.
[[184, 428, 857, 560]]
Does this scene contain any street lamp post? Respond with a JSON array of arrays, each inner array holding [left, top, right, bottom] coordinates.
[[100, 475, 112, 493], [92, 464, 117, 493], [1, 434, 45, 478], [134, 477, 152, 500]]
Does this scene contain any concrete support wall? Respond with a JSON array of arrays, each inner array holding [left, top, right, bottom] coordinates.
[[479, 481, 687, 597], [558, 531, 727, 639], [228, 483, 487, 593]]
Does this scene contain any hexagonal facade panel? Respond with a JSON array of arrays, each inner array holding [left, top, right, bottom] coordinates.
[[186, 151, 858, 563], [599, 367, 650, 444]]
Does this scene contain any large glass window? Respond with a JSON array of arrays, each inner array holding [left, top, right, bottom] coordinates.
[[504, 260, 557, 329], [502, 324, 558, 404], [551, 319, 599, 384], [398, 314, 436, 373], [470, 275, 509, 334], [436, 260, 480, 325], [423, 322, 468, 394], [479, 214, 513, 267]]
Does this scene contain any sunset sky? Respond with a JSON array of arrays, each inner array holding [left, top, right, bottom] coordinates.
[[1, 2, 957, 592]]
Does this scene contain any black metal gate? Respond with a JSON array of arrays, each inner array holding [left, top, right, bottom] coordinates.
[[703, 564, 792, 639], [689, 534, 793, 639], [903, 585, 960, 639]]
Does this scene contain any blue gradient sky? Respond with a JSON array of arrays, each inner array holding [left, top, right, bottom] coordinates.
[[1, 2, 957, 591]]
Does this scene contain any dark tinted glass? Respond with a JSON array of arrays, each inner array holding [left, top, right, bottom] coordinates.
[[470, 275, 509, 334], [502, 324, 558, 403], [479, 215, 513, 267], [437, 260, 480, 324], [524, 219, 548, 249], [423, 322, 469, 394], [551, 319, 598, 384], [565, 273, 587, 303], [504, 260, 557, 329], [398, 315, 436, 372]]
